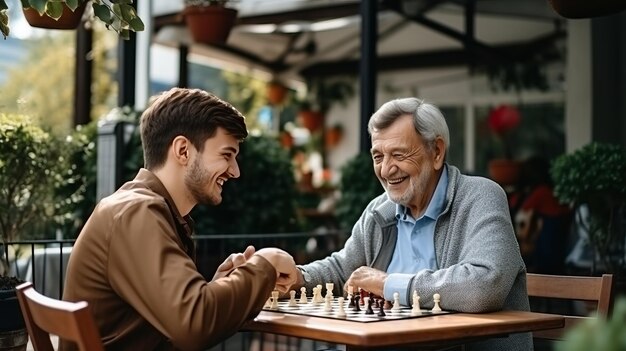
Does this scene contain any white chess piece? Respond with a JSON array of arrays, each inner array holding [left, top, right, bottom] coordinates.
[[312, 286, 320, 304], [432, 293, 442, 312], [270, 290, 280, 310], [263, 296, 271, 309], [288, 290, 298, 307], [336, 297, 347, 317], [324, 294, 333, 312], [411, 290, 421, 315], [316, 285, 323, 303], [325, 282, 334, 299], [391, 292, 401, 312], [299, 287, 308, 304]]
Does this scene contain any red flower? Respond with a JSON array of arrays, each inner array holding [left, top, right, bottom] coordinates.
[[488, 105, 521, 135]]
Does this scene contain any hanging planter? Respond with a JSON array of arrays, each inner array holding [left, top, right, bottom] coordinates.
[[266, 81, 288, 106], [548, 0, 626, 18], [22, 1, 87, 30], [183, 3, 238, 45], [298, 110, 324, 132]]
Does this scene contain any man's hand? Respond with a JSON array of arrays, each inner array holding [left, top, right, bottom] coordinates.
[[344, 266, 387, 298], [254, 248, 298, 293], [211, 245, 255, 281]]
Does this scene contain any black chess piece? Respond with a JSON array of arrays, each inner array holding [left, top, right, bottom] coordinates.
[[377, 298, 386, 317], [365, 297, 374, 315], [349, 293, 355, 308], [354, 295, 361, 312]]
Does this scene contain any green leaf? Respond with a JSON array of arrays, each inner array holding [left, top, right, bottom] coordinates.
[[45, 2, 63, 20], [92, 3, 112, 24], [0, 11, 9, 39], [118, 3, 134, 22], [128, 17, 143, 31], [65, 0, 79, 11], [28, 0, 48, 15], [119, 28, 129, 40]]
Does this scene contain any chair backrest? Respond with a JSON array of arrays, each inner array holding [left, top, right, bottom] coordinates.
[[15, 282, 104, 351], [526, 273, 613, 340]]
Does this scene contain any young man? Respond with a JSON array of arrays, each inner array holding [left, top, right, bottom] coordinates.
[[296, 98, 532, 351], [62, 88, 298, 351]]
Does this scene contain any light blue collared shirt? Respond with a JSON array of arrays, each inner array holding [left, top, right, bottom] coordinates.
[[383, 165, 448, 306]]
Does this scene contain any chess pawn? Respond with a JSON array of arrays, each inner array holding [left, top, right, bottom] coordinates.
[[411, 291, 421, 315], [432, 293, 442, 312], [299, 287, 308, 304], [270, 290, 279, 310], [288, 290, 298, 307], [324, 294, 333, 312], [336, 297, 347, 317], [391, 292, 401, 312]]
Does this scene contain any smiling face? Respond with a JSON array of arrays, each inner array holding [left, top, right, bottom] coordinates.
[[184, 127, 241, 206], [371, 114, 443, 217]]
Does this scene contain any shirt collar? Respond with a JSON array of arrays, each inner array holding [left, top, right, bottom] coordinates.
[[394, 164, 449, 221]]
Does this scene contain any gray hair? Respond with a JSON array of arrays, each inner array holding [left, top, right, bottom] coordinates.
[[368, 97, 450, 151]]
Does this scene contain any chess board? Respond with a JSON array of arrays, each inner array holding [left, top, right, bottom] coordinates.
[[263, 299, 453, 323]]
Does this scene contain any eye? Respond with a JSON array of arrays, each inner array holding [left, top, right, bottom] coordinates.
[[393, 153, 404, 160], [372, 154, 383, 163]]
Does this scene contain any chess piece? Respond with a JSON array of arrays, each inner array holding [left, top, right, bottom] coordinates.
[[324, 294, 333, 312], [299, 287, 308, 304], [354, 295, 361, 312], [348, 289, 355, 308], [365, 296, 374, 315], [270, 290, 279, 310], [288, 290, 298, 307], [377, 298, 386, 317], [391, 292, 401, 312], [336, 297, 347, 317], [326, 282, 334, 299], [432, 293, 442, 312], [263, 297, 271, 309], [411, 290, 421, 315], [316, 285, 323, 303]]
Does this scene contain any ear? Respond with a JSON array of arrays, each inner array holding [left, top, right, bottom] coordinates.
[[171, 136, 191, 166], [433, 137, 446, 170]]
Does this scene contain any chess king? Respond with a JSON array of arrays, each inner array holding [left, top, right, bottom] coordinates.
[[294, 98, 532, 351]]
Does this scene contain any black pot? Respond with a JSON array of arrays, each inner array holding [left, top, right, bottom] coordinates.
[[0, 289, 25, 332]]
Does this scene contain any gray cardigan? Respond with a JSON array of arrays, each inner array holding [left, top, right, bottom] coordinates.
[[300, 164, 532, 351]]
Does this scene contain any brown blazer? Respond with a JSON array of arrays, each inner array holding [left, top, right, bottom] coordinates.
[[61, 169, 276, 351]]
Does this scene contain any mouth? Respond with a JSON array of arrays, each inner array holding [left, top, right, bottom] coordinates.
[[217, 178, 226, 187], [387, 176, 407, 185]]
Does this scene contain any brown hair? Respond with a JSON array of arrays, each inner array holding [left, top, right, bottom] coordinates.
[[140, 88, 248, 170]]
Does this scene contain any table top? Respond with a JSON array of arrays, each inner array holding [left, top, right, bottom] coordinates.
[[244, 309, 564, 349]]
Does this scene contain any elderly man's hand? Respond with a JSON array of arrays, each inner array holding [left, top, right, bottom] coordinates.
[[254, 248, 299, 293], [211, 245, 255, 281], [344, 266, 387, 298]]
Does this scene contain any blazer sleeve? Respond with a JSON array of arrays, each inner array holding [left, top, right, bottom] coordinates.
[[107, 199, 276, 351]]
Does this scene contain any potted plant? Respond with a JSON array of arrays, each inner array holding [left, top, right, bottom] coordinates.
[[556, 296, 626, 351], [0, 113, 67, 350], [325, 122, 343, 148], [486, 104, 522, 187], [0, 0, 145, 40], [183, 0, 238, 45], [335, 152, 383, 230], [550, 142, 626, 276], [297, 78, 355, 132]]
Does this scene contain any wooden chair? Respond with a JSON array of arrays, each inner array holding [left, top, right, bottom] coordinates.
[[526, 273, 613, 340], [15, 282, 103, 351]]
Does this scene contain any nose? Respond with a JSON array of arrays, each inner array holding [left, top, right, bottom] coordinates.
[[379, 156, 396, 179], [228, 159, 241, 179]]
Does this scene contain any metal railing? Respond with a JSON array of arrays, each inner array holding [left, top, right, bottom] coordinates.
[[1, 230, 349, 351]]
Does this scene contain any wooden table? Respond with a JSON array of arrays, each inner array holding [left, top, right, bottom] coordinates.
[[243, 309, 564, 350]]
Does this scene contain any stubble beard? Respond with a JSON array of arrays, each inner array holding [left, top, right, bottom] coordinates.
[[186, 157, 221, 206], [384, 165, 432, 208]]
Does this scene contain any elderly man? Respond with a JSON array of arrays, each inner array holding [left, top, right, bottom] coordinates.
[[296, 97, 532, 351]]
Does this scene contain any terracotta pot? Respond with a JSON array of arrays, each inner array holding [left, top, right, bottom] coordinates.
[[23, 2, 87, 30], [266, 82, 288, 105], [548, 0, 626, 18], [298, 110, 324, 132], [325, 127, 343, 148], [183, 5, 238, 45], [488, 159, 520, 187], [279, 131, 294, 149]]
